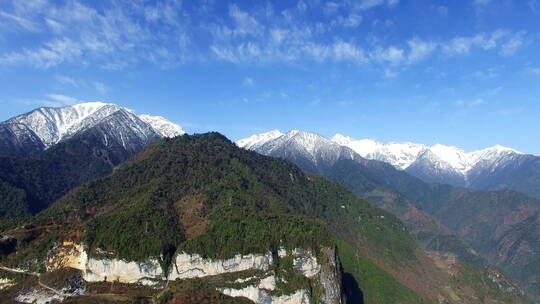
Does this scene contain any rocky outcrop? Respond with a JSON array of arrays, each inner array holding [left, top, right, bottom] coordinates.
[[220, 285, 310, 304], [44, 242, 343, 304], [167, 252, 274, 280]]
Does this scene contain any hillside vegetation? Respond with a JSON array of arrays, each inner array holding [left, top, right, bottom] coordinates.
[[0, 133, 528, 303]]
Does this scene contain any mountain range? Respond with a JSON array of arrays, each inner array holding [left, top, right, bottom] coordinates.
[[0, 103, 536, 303], [238, 129, 540, 300], [239, 130, 540, 199], [0, 132, 526, 304], [0, 102, 184, 157]]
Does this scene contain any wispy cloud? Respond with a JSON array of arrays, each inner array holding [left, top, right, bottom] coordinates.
[[55, 75, 79, 86], [19, 94, 83, 108], [46, 94, 81, 106], [243, 77, 254, 87], [0, 11, 40, 31], [499, 31, 528, 56], [473, 0, 492, 5], [0, 0, 535, 71], [455, 98, 486, 107], [94, 82, 109, 94], [526, 67, 540, 75]]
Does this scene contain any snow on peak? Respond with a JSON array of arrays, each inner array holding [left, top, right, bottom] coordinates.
[[236, 130, 284, 149], [330, 135, 522, 174], [429, 144, 470, 172], [240, 129, 526, 175], [4, 102, 185, 148], [139, 115, 184, 138], [331, 134, 425, 170], [281, 129, 332, 154]]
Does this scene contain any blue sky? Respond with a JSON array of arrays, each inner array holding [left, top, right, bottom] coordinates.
[[1, 0, 539, 153]]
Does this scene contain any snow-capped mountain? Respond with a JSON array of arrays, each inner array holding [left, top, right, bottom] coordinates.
[[331, 134, 425, 170], [330, 133, 528, 188], [253, 130, 361, 170], [239, 130, 540, 198], [139, 114, 185, 138], [0, 102, 184, 156], [331, 133, 522, 176], [236, 130, 284, 150]]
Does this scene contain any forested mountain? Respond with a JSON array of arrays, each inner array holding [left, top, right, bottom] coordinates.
[[0, 133, 524, 303]]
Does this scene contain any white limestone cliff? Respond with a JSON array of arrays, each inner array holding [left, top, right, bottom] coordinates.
[[44, 242, 342, 304]]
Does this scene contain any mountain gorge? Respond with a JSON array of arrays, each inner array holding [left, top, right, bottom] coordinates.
[[239, 129, 540, 301]]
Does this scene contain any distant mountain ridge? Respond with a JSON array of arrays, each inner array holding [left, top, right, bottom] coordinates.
[[239, 130, 540, 199], [0, 102, 184, 157], [238, 129, 540, 299]]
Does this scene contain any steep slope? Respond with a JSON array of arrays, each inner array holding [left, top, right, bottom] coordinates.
[[241, 131, 482, 262], [0, 132, 424, 304], [0, 102, 184, 157], [466, 153, 540, 199], [0, 108, 175, 218], [0, 133, 523, 303], [240, 130, 537, 301]]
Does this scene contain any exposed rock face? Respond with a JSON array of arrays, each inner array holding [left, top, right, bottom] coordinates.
[[85, 258, 163, 284], [48, 242, 162, 284], [219, 248, 343, 304], [45, 243, 343, 303], [167, 252, 274, 280], [220, 286, 310, 304], [317, 247, 343, 304]]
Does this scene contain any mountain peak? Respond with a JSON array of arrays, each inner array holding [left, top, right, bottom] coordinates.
[[139, 114, 185, 138], [0, 102, 185, 156], [236, 129, 284, 150]]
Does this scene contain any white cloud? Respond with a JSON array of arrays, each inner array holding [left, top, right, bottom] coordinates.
[[334, 14, 362, 28], [529, 0, 540, 14], [55, 75, 78, 86], [356, 0, 399, 10], [499, 31, 527, 56], [0, 11, 41, 32], [0, 38, 83, 68], [473, 0, 492, 5], [332, 41, 366, 63], [471, 68, 499, 79], [455, 98, 486, 107], [94, 82, 109, 94], [441, 30, 516, 56], [436, 6, 448, 15], [45, 94, 81, 106], [384, 69, 398, 78], [407, 39, 437, 63], [0, 1, 534, 71], [526, 67, 540, 75], [229, 4, 263, 37], [243, 77, 254, 86], [371, 46, 405, 65]]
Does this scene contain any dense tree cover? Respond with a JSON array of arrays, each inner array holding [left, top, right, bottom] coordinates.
[[0, 132, 530, 303], [34, 133, 415, 269], [0, 126, 141, 218]]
